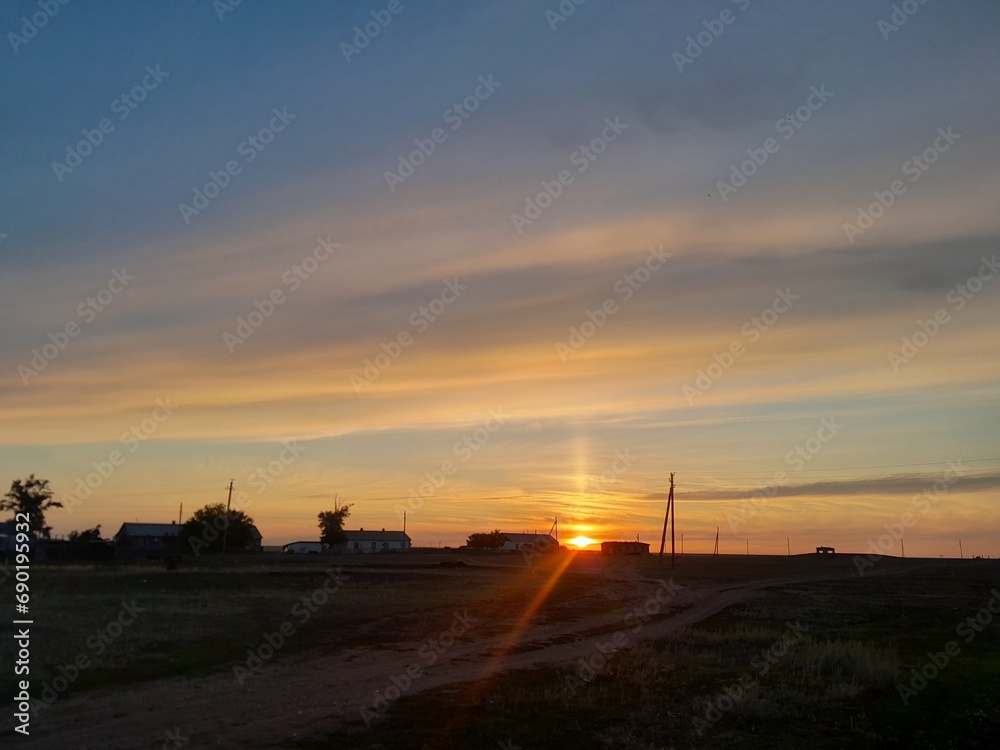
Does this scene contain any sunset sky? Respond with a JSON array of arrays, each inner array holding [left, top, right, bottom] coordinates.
[[2, 1, 998, 556]]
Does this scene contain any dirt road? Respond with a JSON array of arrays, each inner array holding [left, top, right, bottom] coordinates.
[[13, 562, 908, 749]]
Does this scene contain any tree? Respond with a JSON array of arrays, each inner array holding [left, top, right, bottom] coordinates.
[[1, 475, 62, 539], [318, 497, 353, 547], [181, 503, 257, 554], [67, 525, 103, 542], [466, 529, 507, 551]]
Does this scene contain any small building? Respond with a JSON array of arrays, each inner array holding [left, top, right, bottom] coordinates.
[[246, 525, 264, 552], [816, 546, 836, 556], [601, 541, 650, 556], [283, 541, 329, 554], [339, 528, 411, 553], [114, 522, 181, 552], [499, 533, 557, 553]]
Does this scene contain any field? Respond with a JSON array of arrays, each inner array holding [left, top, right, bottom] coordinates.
[[2, 551, 999, 749]]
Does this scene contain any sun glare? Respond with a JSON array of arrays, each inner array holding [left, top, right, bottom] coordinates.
[[568, 536, 597, 548]]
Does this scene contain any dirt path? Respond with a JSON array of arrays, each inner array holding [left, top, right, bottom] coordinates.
[[13, 564, 914, 749]]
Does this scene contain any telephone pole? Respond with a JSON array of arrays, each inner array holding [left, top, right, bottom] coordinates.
[[714, 526, 719, 557], [658, 472, 676, 568], [221, 480, 233, 554], [959, 539, 964, 559]]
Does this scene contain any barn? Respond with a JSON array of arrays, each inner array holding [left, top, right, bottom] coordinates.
[[601, 541, 650, 556]]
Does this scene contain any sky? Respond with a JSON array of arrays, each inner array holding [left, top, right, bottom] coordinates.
[[2, 0, 999, 556]]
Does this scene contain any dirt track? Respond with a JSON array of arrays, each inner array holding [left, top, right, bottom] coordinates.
[[15, 562, 919, 749]]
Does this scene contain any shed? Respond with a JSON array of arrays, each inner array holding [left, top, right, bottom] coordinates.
[[601, 541, 650, 556]]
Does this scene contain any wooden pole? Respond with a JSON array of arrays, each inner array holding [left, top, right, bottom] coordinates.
[[669, 473, 675, 568]]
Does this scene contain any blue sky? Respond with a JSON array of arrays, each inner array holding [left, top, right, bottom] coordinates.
[[2, 0, 999, 553]]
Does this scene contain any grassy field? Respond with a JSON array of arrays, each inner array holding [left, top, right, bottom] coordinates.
[[3, 552, 999, 748]]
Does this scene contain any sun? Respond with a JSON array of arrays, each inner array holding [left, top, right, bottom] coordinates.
[[567, 536, 598, 549]]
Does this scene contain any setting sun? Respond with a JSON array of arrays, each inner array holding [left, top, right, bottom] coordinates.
[[567, 536, 598, 549]]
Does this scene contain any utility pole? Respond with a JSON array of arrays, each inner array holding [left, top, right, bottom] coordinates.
[[403, 510, 406, 534], [787, 537, 790, 556], [901, 539, 905, 559], [221, 480, 233, 554], [959, 539, 964, 559], [714, 526, 719, 557], [670, 473, 676, 569], [658, 472, 676, 569]]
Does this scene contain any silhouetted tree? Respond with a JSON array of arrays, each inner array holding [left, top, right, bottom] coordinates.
[[67, 525, 103, 542], [466, 529, 506, 551], [1, 475, 62, 539], [318, 497, 353, 547], [181, 503, 256, 554]]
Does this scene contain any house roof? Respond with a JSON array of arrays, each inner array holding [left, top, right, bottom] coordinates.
[[502, 533, 556, 544], [342, 530, 410, 542], [116, 523, 180, 538]]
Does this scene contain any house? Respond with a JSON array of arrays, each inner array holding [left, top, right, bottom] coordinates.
[[601, 541, 650, 556], [246, 524, 263, 552], [114, 522, 181, 552], [0, 521, 21, 560], [283, 541, 329, 554], [499, 533, 557, 553], [816, 546, 836, 556], [114, 521, 262, 554], [339, 528, 411, 554]]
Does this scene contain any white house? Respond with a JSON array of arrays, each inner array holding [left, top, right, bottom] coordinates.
[[499, 532, 557, 552], [340, 529, 411, 553]]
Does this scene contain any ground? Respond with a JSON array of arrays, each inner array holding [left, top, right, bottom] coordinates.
[[1, 552, 998, 749]]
